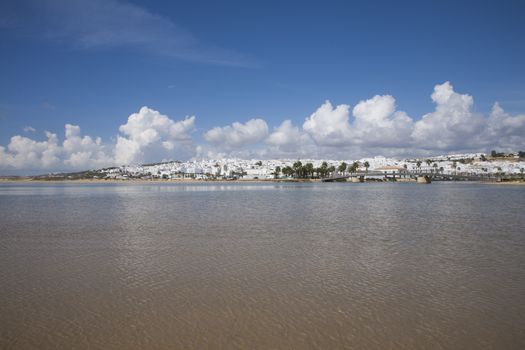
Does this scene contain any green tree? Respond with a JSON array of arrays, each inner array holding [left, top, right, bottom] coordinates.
[[293, 161, 303, 178], [282, 166, 293, 178], [364, 161, 370, 173], [349, 161, 359, 173], [320, 162, 328, 178], [328, 165, 336, 177], [338, 162, 347, 175], [273, 166, 281, 179], [305, 163, 314, 178], [416, 160, 422, 173]]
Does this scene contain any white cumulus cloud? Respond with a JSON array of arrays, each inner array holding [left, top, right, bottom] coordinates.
[[199, 82, 525, 159], [0, 125, 111, 171], [0, 132, 60, 170], [2, 82, 525, 173], [485, 102, 525, 151], [412, 81, 485, 151], [351, 95, 414, 147], [62, 124, 113, 168], [115, 106, 195, 165], [0, 106, 196, 172], [266, 120, 303, 147], [204, 118, 268, 150], [303, 101, 352, 146], [265, 119, 315, 157]]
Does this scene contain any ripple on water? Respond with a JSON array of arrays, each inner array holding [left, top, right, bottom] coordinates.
[[1, 182, 525, 349]]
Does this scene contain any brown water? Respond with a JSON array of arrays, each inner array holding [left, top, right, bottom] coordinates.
[[1, 182, 524, 349]]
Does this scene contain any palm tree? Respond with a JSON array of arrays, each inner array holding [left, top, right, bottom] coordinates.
[[320, 162, 328, 178], [350, 161, 359, 174], [274, 166, 281, 179], [328, 165, 336, 177], [364, 161, 370, 174], [282, 166, 293, 178], [416, 160, 422, 173], [293, 161, 302, 178], [426, 159, 432, 167], [338, 162, 347, 175], [305, 163, 314, 178], [432, 163, 438, 173]]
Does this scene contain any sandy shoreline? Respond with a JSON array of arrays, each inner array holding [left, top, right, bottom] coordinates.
[[0, 178, 320, 184], [1, 178, 524, 185], [480, 181, 525, 186]]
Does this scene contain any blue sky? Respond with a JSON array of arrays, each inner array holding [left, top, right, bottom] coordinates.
[[1, 0, 525, 173]]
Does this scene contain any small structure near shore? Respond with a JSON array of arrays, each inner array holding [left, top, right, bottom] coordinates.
[[416, 175, 431, 184]]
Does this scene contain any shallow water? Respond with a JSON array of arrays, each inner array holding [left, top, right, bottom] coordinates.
[[1, 182, 524, 349]]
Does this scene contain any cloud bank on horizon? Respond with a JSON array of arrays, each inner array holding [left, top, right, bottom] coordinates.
[[1, 82, 524, 172]]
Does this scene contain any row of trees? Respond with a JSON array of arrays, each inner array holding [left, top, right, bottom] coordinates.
[[414, 159, 446, 174], [273, 161, 370, 179]]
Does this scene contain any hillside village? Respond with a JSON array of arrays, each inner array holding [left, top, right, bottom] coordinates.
[[91, 151, 525, 181]]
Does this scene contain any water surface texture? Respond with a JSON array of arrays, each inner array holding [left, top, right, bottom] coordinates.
[[1, 182, 524, 349]]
